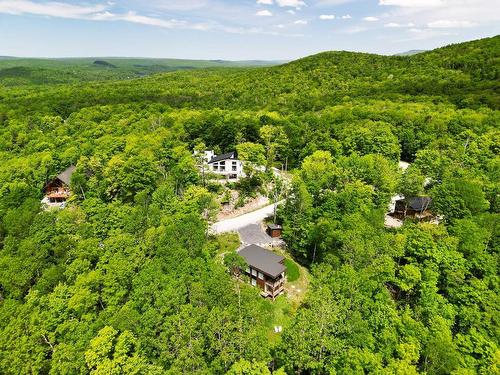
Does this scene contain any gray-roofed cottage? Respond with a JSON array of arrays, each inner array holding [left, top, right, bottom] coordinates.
[[238, 244, 286, 299]]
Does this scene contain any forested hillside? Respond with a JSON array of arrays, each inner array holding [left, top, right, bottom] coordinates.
[[0, 36, 498, 374], [0, 57, 279, 87]]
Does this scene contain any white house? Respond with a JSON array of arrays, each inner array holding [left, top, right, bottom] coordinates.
[[207, 151, 245, 180]]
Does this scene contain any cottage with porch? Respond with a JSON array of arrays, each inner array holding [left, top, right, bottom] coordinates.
[[394, 196, 433, 220], [238, 244, 286, 299], [41, 165, 76, 207]]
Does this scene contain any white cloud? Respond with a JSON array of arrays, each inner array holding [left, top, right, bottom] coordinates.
[[399, 26, 458, 41], [377, 0, 499, 33], [427, 19, 476, 28], [319, 14, 335, 20], [256, 9, 273, 16], [0, 0, 208, 32], [0, 0, 107, 19], [101, 11, 192, 29], [0, 0, 313, 38], [341, 14, 352, 19], [287, 9, 296, 14], [257, 0, 274, 4], [153, 0, 209, 11], [294, 19, 308, 24], [379, 0, 444, 7], [384, 22, 415, 27], [276, 0, 306, 9], [363, 16, 379, 21]]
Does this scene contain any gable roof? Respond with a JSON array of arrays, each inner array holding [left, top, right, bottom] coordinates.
[[408, 196, 432, 211], [56, 165, 76, 185], [397, 196, 432, 211], [208, 151, 236, 164], [238, 244, 286, 278]]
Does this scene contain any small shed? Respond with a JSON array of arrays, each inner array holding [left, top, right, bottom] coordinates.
[[266, 223, 283, 238]]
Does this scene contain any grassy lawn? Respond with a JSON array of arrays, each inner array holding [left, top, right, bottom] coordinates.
[[263, 295, 295, 345], [211, 232, 240, 260], [284, 258, 300, 282]]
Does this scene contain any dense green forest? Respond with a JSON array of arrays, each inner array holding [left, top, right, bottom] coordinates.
[[0, 36, 498, 374]]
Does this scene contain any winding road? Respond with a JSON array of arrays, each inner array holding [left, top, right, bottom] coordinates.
[[210, 201, 283, 234]]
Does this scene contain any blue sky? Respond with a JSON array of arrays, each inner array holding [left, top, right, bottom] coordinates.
[[0, 0, 498, 60]]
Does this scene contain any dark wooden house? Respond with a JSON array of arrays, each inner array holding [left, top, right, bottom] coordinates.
[[43, 165, 76, 204], [394, 196, 433, 220], [238, 244, 286, 299], [266, 223, 283, 238]]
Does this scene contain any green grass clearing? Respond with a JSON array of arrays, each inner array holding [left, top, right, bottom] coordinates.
[[210, 232, 240, 260], [284, 258, 300, 282], [263, 295, 295, 345]]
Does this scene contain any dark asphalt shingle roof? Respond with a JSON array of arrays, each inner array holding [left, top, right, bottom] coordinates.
[[397, 197, 432, 211], [238, 244, 286, 278], [56, 165, 76, 185], [208, 151, 236, 163], [408, 197, 432, 210]]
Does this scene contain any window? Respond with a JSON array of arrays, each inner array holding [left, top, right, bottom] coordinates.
[[251, 269, 257, 277], [246, 266, 250, 273], [251, 278, 257, 286], [258, 272, 264, 280]]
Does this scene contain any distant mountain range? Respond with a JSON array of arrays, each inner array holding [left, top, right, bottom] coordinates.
[[394, 50, 427, 56], [0, 57, 284, 86]]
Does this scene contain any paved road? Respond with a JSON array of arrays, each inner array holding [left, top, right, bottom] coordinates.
[[238, 223, 274, 245], [211, 201, 282, 234]]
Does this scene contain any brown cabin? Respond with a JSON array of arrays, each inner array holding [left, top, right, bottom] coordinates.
[[394, 196, 433, 220], [266, 223, 283, 238], [238, 244, 286, 299], [43, 165, 76, 203]]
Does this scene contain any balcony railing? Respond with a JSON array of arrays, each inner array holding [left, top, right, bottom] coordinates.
[[265, 281, 284, 294]]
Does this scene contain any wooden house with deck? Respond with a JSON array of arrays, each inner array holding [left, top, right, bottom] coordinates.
[[394, 196, 433, 220], [41, 165, 76, 207], [238, 244, 286, 299]]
